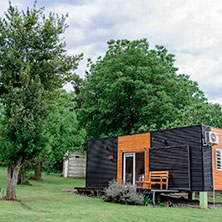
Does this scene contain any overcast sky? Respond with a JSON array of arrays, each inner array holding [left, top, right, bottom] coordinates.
[[1, 0, 222, 104]]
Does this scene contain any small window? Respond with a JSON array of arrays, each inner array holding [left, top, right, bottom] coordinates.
[[216, 149, 222, 170]]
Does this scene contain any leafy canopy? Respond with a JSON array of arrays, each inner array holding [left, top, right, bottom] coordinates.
[[0, 77, 48, 165], [0, 2, 82, 166], [0, 2, 82, 94], [80, 39, 219, 139], [43, 90, 86, 171]]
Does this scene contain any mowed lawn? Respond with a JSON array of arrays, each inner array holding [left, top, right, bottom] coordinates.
[[0, 167, 222, 222]]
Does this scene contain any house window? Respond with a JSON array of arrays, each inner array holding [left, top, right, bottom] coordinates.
[[216, 149, 222, 170]]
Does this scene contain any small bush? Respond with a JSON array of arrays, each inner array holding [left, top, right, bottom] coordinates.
[[159, 202, 166, 207], [169, 201, 174, 207], [103, 180, 144, 205], [144, 196, 152, 205]]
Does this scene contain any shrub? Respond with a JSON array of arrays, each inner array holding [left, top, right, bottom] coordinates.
[[144, 196, 152, 205], [169, 201, 174, 207], [103, 180, 144, 205], [159, 202, 167, 207]]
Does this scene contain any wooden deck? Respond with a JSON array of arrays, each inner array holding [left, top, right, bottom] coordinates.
[[74, 186, 179, 204]]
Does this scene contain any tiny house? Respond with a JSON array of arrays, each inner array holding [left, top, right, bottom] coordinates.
[[86, 125, 222, 191]]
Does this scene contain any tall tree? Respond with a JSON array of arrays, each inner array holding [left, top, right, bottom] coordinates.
[[80, 39, 206, 139], [164, 101, 222, 129], [0, 3, 82, 200], [43, 90, 86, 173], [71, 74, 84, 109]]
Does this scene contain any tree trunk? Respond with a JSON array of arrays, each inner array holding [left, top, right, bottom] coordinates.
[[6, 157, 23, 200], [33, 160, 43, 181], [17, 166, 25, 185]]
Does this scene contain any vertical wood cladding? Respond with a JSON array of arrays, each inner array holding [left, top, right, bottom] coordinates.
[[117, 133, 150, 184], [149, 145, 190, 190], [210, 127, 222, 190], [202, 125, 213, 191], [151, 125, 203, 191], [86, 137, 117, 187]]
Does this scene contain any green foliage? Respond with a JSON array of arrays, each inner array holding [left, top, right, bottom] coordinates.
[[80, 39, 211, 139], [169, 201, 174, 207], [43, 90, 86, 172], [0, 77, 48, 165], [163, 101, 222, 129], [0, 2, 82, 166], [104, 180, 144, 205], [144, 196, 152, 205], [17, 161, 33, 185], [159, 202, 167, 207], [71, 74, 84, 109], [0, 2, 82, 199], [0, 2, 83, 93]]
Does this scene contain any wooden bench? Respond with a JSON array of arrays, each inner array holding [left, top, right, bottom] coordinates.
[[149, 171, 169, 190], [136, 171, 169, 190]]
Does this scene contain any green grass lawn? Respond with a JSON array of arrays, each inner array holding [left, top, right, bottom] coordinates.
[[0, 166, 222, 222], [209, 196, 222, 203]]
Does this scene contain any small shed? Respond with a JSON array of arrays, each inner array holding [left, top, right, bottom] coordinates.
[[63, 151, 86, 178]]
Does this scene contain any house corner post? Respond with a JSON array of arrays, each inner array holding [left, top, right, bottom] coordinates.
[[200, 192, 208, 208]]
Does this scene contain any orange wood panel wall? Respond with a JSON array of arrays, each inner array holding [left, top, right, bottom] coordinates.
[[117, 133, 151, 184], [211, 128, 222, 190]]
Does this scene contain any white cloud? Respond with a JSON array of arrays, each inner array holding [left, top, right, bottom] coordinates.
[[209, 97, 222, 105], [59, 0, 222, 104], [1, 0, 222, 104], [0, 2, 9, 15], [47, 2, 101, 27], [0, 1, 25, 16]]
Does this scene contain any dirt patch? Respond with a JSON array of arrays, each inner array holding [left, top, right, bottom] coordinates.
[[161, 194, 222, 209]]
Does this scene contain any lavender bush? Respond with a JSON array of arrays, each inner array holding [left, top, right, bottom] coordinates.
[[103, 180, 144, 205]]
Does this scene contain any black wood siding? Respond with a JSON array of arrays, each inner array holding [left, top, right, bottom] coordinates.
[[86, 137, 117, 187], [149, 145, 190, 190], [86, 125, 213, 191], [202, 125, 213, 191], [151, 125, 203, 191]]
